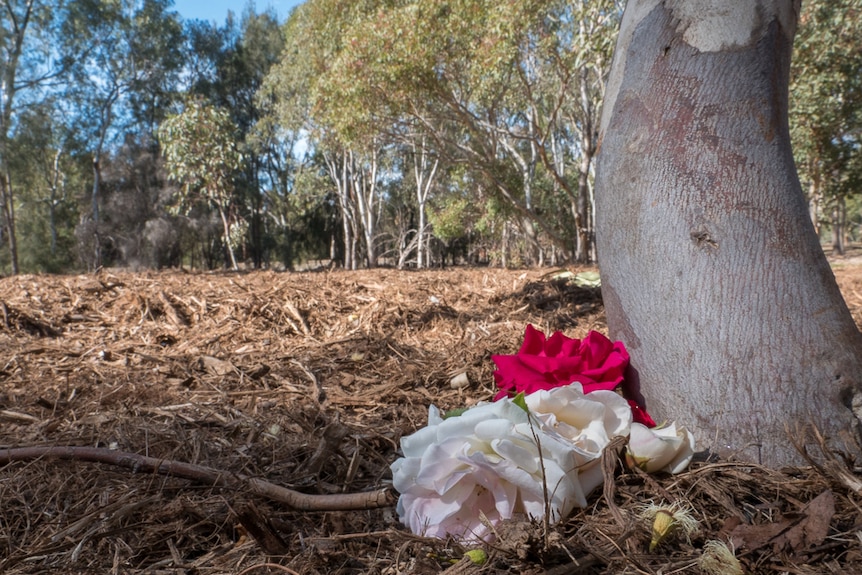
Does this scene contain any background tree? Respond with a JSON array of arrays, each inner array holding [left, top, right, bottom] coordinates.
[[596, 0, 862, 466], [789, 0, 862, 254], [159, 99, 244, 269], [63, 0, 183, 269], [0, 0, 859, 274], [8, 100, 84, 272], [0, 0, 77, 273], [185, 7, 285, 267], [264, 0, 401, 269], [316, 0, 621, 264]]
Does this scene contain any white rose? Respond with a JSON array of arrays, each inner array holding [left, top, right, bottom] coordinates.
[[392, 398, 589, 541], [525, 384, 633, 494], [626, 422, 696, 474], [391, 384, 632, 541]]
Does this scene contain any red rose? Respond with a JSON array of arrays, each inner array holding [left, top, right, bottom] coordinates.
[[627, 399, 657, 428], [492, 325, 655, 426]]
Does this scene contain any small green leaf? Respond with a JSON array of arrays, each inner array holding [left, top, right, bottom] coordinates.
[[512, 392, 529, 413], [443, 407, 468, 419]]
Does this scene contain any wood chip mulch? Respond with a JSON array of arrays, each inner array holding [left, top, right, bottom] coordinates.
[[2, 265, 862, 574]]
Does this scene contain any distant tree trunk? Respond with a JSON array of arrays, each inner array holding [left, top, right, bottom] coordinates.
[[574, 162, 591, 263], [412, 138, 437, 269], [832, 196, 846, 256], [352, 148, 379, 268], [90, 93, 118, 271], [808, 159, 822, 237], [218, 207, 238, 270], [0, 169, 18, 273], [595, 0, 862, 467], [325, 151, 356, 270], [575, 68, 595, 264], [91, 156, 102, 269], [501, 222, 510, 269], [0, 0, 35, 275], [48, 149, 63, 255]]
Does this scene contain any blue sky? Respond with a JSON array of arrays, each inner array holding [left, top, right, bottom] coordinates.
[[172, 0, 304, 25]]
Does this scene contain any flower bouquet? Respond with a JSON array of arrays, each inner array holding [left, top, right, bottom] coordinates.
[[390, 325, 695, 542]]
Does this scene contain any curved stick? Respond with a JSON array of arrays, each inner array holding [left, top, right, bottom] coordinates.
[[0, 445, 395, 511]]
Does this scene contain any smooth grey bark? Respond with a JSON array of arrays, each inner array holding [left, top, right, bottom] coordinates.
[[411, 136, 438, 269], [595, 0, 862, 466]]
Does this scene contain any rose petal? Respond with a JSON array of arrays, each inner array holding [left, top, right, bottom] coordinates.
[[391, 391, 606, 541], [628, 400, 657, 427], [492, 326, 642, 422], [626, 422, 695, 474]]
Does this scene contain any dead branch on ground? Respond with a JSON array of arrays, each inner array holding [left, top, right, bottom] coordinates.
[[0, 445, 395, 511]]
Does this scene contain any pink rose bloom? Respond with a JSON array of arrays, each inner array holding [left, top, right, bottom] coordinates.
[[493, 325, 655, 427], [493, 325, 629, 398]]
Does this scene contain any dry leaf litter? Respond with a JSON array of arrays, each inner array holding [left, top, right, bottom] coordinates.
[[1, 264, 862, 574]]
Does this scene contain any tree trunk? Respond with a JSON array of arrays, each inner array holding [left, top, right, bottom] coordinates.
[[325, 151, 355, 270], [574, 162, 591, 264], [831, 201, 845, 256], [91, 156, 102, 270], [595, 0, 862, 467], [352, 149, 379, 268], [219, 207, 238, 270], [48, 148, 63, 255], [412, 139, 438, 270], [575, 68, 595, 264], [0, 171, 19, 273]]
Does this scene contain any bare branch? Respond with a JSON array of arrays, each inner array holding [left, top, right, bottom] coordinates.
[[0, 445, 396, 511]]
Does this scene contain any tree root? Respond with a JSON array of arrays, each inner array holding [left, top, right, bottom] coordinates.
[[0, 445, 396, 511]]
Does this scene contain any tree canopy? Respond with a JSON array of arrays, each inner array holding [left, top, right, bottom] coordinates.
[[0, 0, 859, 273]]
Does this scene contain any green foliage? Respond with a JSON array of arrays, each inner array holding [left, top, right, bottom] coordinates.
[[790, 0, 862, 209], [159, 98, 245, 268], [4, 98, 86, 272], [159, 98, 243, 215], [512, 392, 529, 413], [285, 0, 622, 262], [429, 197, 473, 244], [3, 0, 861, 273], [259, 158, 336, 268], [64, 0, 185, 133]]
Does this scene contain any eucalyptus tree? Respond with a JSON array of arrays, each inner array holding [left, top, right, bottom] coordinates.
[[8, 100, 84, 271], [0, 0, 77, 273], [789, 0, 862, 253], [596, 0, 862, 466], [159, 99, 244, 269], [185, 6, 285, 267], [63, 0, 183, 269], [318, 0, 621, 264], [263, 0, 402, 269]]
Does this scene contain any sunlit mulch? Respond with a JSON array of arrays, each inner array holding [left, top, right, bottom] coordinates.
[[1, 265, 862, 574]]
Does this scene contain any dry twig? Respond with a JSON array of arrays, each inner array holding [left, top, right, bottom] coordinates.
[[0, 445, 395, 511]]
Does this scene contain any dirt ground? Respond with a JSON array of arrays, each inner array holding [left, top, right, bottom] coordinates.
[[2, 260, 862, 574]]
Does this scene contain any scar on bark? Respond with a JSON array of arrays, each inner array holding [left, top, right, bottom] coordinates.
[[0, 445, 395, 511], [690, 228, 718, 249]]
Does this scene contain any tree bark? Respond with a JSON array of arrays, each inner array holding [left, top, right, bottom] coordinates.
[[218, 206, 238, 270], [91, 156, 103, 270], [575, 68, 595, 264], [831, 196, 846, 256], [325, 151, 355, 270], [595, 0, 862, 466], [412, 137, 437, 270]]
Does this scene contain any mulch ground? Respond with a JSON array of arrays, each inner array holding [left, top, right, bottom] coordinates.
[[2, 262, 862, 574]]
